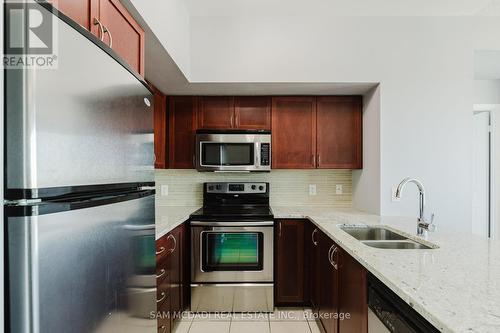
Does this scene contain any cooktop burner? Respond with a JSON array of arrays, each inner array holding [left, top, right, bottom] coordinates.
[[190, 182, 273, 221]]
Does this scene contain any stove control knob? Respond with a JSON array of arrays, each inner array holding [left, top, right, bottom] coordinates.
[[208, 185, 214, 191], [259, 185, 264, 191], [251, 185, 256, 190], [216, 185, 222, 190]]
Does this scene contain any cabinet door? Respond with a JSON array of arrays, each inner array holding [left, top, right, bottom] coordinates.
[[339, 252, 368, 333], [272, 97, 317, 169], [198, 97, 235, 129], [319, 232, 339, 333], [235, 96, 271, 130], [153, 87, 167, 169], [309, 225, 321, 313], [49, 0, 94, 29], [275, 220, 305, 305], [169, 97, 197, 169], [98, 0, 145, 75], [316, 96, 362, 169]]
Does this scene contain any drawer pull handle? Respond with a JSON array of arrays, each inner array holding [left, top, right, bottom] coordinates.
[[156, 268, 166, 279], [157, 291, 166, 303], [156, 246, 166, 255]]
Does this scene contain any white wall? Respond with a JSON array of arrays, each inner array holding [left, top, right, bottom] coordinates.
[[353, 85, 381, 214], [188, 16, 500, 231], [474, 80, 500, 104]]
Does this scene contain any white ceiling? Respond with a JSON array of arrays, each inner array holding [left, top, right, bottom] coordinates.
[[185, 0, 500, 17]]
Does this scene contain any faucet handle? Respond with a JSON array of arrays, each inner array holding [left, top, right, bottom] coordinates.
[[427, 213, 436, 232]]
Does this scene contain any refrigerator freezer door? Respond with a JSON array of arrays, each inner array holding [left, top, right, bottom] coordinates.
[[6, 193, 156, 333], [5, 3, 153, 197]]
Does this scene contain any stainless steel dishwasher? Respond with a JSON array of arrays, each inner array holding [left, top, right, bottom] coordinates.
[[367, 274, 440, 333]]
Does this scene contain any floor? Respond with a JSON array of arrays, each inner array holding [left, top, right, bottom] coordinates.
[[172, 308, 321, 333]]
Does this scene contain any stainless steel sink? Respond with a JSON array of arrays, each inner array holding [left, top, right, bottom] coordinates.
[[339, 226, 407, 241], [361, 240, 433, 250], [339, 225, 438, 249]]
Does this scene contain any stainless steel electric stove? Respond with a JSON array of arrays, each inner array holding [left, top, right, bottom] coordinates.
[[189, 182, 274, 312]]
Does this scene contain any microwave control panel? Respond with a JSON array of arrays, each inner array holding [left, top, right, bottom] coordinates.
[[260, 143, 270, 166]]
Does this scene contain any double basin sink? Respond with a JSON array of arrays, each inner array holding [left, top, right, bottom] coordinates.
[[339, 225, 437, 249]]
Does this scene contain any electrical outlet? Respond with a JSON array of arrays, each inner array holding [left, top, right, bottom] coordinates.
[[309, 184, 317, 196], [391, 186, 400, 202], [336, 185, 343, 195], [161, 185, 169, 196]]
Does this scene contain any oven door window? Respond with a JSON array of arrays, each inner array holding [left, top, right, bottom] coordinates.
[[201, 143, 254, 166], [201, 232, 263, 271]]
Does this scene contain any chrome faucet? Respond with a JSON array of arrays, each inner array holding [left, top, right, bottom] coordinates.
[[395, 178, 435, 237]]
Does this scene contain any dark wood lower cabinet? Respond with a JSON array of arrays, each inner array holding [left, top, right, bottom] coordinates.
[[275, 219, 306, 305], [276, 219, 367, 333], [318, 232, 340, 333], [156, 223, 188, 333], [339, 250, 368, 333]]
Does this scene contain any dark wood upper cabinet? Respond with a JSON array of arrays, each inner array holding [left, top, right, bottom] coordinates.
[[98, 0, 145, 76], [169, 97, 197, 169], [49, 0, 96, 29], [158, 95, 362, 170], [235, 96, 271, 130], [317, 96, 362, 169], [51, 0, 145, 76], [198, 96, 235, 129], [339, 249, 368, 333], [152, 86, 167, 169], [272, 97, 317, 169], [275, 219, 306, 305]]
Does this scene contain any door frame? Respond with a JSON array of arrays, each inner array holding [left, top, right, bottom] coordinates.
[[473, 104, 498, 238]]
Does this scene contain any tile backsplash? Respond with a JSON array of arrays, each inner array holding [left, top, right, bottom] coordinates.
[[155, 169, 352, 207]]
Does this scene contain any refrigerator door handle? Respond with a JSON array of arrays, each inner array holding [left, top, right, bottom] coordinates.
[[138, 186, 155, 191], [123, 224, 155, 230]]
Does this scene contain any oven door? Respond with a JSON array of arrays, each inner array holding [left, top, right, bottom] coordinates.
[[191, 222, 274, 283]]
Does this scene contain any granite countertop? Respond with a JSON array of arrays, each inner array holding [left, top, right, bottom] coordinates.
[[273, 206, 500, 333], [155, 205, 500, 332], [155, 206, 199, 239]]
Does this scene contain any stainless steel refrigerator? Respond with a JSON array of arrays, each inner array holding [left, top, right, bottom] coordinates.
[[5, 2, 156, 332]]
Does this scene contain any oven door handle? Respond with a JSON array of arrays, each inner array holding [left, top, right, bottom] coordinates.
[[190, 221, 274, 227]]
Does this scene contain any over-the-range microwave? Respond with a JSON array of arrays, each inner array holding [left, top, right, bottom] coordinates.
[[195, 130, 271, 172]]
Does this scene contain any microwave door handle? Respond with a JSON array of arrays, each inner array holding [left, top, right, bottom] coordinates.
[[255, 142, 260, 166]]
